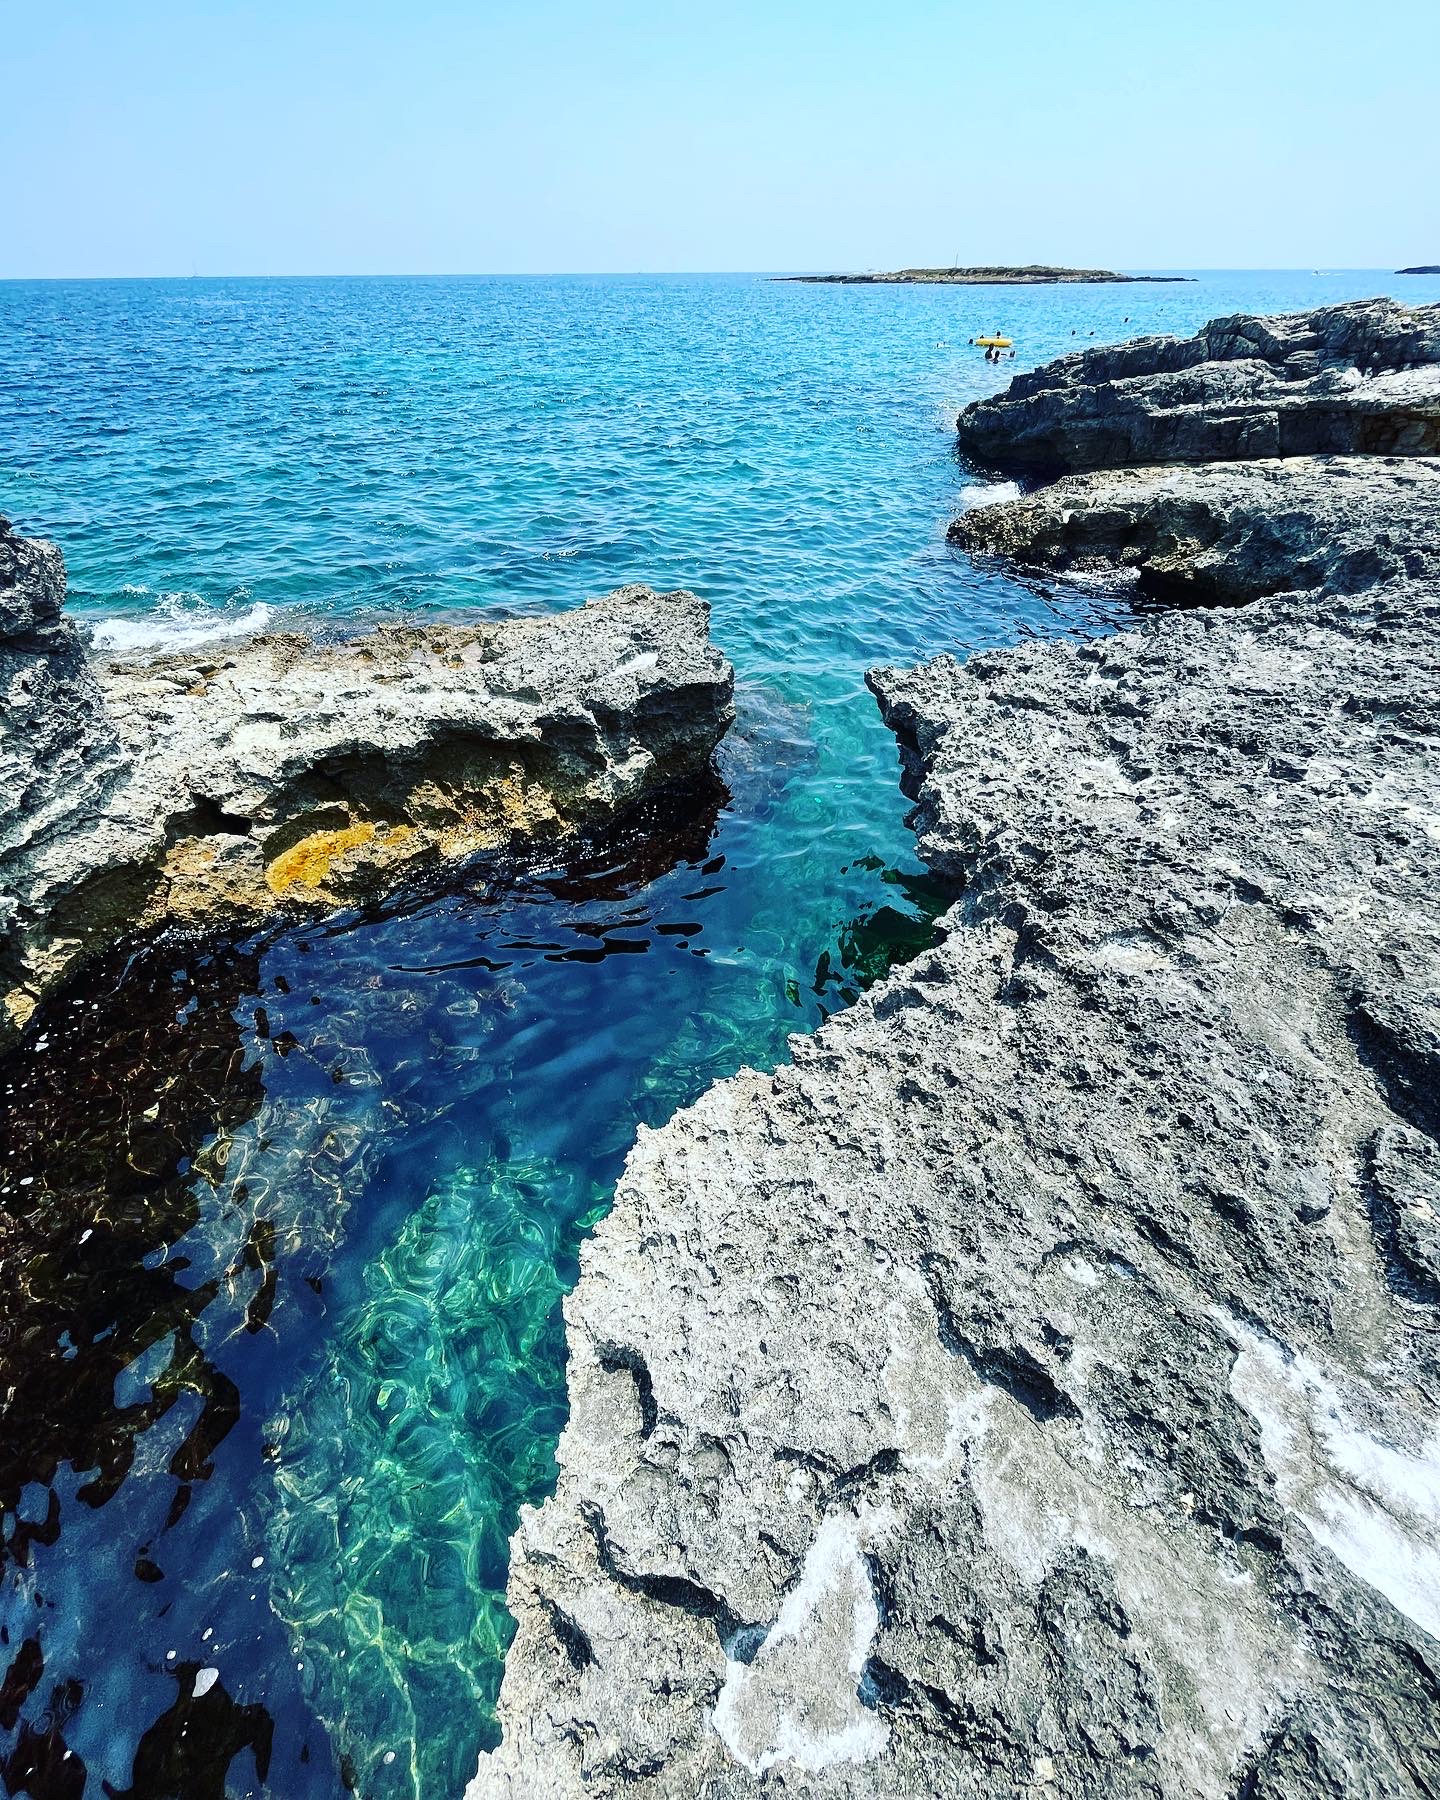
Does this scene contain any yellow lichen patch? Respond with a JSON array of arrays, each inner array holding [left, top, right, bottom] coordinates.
[[265, 821, 378, 894], [4, 989, 37, 1034], [432, 770, 572, 860], [152, 837, 267, 924]]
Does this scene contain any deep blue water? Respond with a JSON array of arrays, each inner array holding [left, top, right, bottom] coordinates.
[[2, 270, 1435, 1800]]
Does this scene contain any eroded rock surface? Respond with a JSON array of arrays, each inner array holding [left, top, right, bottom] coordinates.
[[956, 298, 1440, 474], [950, 454, 1440, 607], [476, 590, 1440, 1800], [1, 521, 127, 1024], [0, 520, 733, 1038], [475, 312, 1440, 1796]]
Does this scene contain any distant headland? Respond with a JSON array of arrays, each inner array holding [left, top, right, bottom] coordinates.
[[1398, 265, 1440, 275], [774, 264, 1194, 285]]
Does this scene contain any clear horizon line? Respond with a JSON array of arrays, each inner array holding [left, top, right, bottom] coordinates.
[[0, 265, 1428, 284]]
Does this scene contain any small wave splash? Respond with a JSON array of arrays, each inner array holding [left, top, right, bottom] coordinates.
[[89, 592, 275, 654], [957, 479, 1023, 513]]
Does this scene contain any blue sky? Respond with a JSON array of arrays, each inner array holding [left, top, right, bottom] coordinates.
[[5, 0, 1437, 276]]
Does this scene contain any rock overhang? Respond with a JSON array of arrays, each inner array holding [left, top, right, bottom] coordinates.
[[0, 526, 735, 1043]]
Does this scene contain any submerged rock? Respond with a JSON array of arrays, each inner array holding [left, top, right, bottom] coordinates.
[[474, 316, 1440, 1795], [956, 297, 1440, 474], [0, 521, 734, 1040]]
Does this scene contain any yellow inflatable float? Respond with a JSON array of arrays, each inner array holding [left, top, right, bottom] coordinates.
[[975, 336, 1012, 348]]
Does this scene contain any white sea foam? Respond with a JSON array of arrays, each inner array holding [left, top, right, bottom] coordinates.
[[958, 480, 1023, 513], [90, 594, 275, 655]]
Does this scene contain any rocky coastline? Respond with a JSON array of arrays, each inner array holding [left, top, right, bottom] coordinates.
[[7, 296, 1440, 1798], [0, 523, 734, 1042], [954, 296, 1440, 474], [474, 300, 1440, 1797]]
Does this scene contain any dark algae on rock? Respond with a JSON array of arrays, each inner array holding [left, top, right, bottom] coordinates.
[[475, 303, 1440, 1796], [0, 941, 275, 1799]]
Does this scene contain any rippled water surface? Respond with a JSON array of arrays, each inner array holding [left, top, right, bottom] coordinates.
[[2, 269, 1431, 1798]]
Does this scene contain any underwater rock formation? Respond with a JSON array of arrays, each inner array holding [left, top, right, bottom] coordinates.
[[473, 311, 1440, 1797], [0, 518, 734, 1041], [956, 297, 1440, 474]]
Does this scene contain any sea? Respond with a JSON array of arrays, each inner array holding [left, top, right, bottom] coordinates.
[[2, 268, 1435, 1799]]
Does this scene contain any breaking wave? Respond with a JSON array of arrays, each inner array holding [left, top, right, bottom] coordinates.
[[88, 592, 275, 655], [957, 479, 1024, 512]]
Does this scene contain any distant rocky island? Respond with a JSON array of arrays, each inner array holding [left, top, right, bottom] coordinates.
[[1398, 264, 1440, 274], [776, 264, 1192, 285]]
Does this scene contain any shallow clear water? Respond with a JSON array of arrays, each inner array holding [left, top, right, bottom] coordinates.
[[2, 269, 1433, 1798]]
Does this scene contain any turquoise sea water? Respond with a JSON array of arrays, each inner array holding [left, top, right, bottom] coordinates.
[[2, 269, 1435, 1799]]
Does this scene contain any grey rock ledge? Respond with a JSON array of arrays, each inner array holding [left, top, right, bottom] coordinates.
[[956, 297, 1440, 474], [0, 518, 734, 1041]]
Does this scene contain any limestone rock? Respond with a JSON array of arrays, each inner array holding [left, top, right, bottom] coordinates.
[[474, 307, 1440, 1795], [950, 454, 1440, 607], [956, 298, 1440, 474], [1, 521, 127, 1014], [0, 523, 733, 1039], [475, 566, 1440, 1799]]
